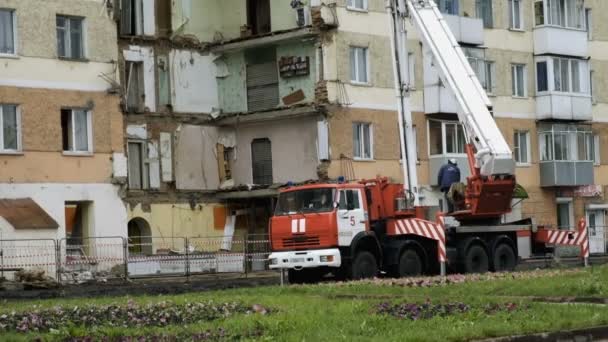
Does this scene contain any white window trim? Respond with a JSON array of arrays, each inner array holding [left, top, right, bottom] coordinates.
[[62, 109, 93, 155], [427, 119, 467, 158], [593, 134, 600, 166], [508, 0, 524, 30], [346, 0, 369, 12], [537, 0, 586, 30], [0, 9, 18, 58], [127, 140, 150, 190], [535, 56, 589, 96], [514, 130, 531, 167], [511, 63, 527, 98], [556, 197, 574, 230], [57, 15, 87, 59], [0, 104, 22, 153], [353, 122, 374, 161], [350, 46, 370, 85], [585, 8, 592, 40]]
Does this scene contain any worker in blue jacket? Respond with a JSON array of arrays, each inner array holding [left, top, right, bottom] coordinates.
[[437, 159, 460, 212]]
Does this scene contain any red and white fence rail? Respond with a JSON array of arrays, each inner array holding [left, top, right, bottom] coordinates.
[[535, 218, 590, 265]]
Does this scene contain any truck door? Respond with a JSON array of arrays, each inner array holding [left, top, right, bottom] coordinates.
[[337, 189, 366, 246]]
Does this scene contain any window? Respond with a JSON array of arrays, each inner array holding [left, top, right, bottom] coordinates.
[[251, 138, 273, 185], [339, 189, 361, 210], [408, 52, 416, 87], [546, 0, 584, 29], [553, 58, 581, 93], [125, 61, 145, 112], [585, 8, 592, 40], [120, 0, 143, 36], [556, 198, 573, 230], [61, 109, 91, 153], [0, 9, 15, 55], [593, 135, 600, 165], [590, 70, 595, 103], [438, 0, 459, 15], [128, 141, 149, 190], [476, 0, 493, 28], [0, 104, 19, 151], [536, 61, 548, 92], [535, 0, 545, 25], [56, 16, 84, 59], [353, 122, 373, 160], [463, 47, 494, 94], [513, 131, 530, 165], [509, 0, 523, 29], [429, 120, 466, 156], [512, 64, 526, 97], [347, 0, 368, 11], [539, 125, 593, 161], [350, 46, 368, 84]]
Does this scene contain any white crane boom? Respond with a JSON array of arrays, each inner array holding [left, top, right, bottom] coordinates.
[[389, 0, 515, 196]]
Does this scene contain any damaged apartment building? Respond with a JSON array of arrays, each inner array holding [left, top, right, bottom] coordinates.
[[0, 1, 127, 245]]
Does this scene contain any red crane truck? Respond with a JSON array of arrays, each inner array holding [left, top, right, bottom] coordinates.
[[268, 0, 590, 283]]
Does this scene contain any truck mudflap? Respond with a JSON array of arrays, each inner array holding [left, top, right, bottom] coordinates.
[[268, 249, 341, 269], [534, 218, 589, 261]]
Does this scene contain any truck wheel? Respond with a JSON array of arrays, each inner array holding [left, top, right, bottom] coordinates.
[[464, 244, 489, 274], [492, 243, 516, 272], [351, 251, 377, 280], [398, 249, 422, 277]]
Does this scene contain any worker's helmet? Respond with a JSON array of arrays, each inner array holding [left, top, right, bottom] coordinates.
[[449, 158, 457, 165]]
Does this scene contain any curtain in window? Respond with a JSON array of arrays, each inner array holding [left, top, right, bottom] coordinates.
[[537, 62, 548, 92], [70, 19, 83, 59], [353, 124, 361, 158], [0, 10, 14, 54], [571, 60, 580, 93], [476, 0, 493, 28], [74, 110, 88, 151], [509, 0, 521, 29], [2, 105, 17, 150], [362, 124, 371, 159], [56, 17, 67, 57]]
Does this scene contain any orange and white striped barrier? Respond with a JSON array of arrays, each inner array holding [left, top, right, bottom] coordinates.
[[534, 218, 589, 266]]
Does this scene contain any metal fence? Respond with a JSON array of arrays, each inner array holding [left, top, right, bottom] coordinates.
[[0, 234, 271, 284]]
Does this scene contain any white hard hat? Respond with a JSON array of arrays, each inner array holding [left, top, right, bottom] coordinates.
[[449, 158, 457, 164]]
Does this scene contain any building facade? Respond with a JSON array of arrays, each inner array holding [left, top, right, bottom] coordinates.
[[0, 0, 127, 244]]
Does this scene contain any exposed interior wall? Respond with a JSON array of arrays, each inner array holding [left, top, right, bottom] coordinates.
[[228, 115, 320, 185], [123, 46, 157, 112], [170, 50, 219, 114], [171, 0, 245, 42]]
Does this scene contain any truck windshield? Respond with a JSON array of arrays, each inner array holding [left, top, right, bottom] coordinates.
[[275, 188, 335, 215]]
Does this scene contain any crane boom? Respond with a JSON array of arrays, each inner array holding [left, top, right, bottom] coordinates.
[[388, 0, 516, 219]]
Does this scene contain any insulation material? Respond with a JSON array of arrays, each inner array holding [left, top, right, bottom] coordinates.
[[217, 128, 237, 148], [126, 124, 147, 139], [175, 125, 221, 190], [112, 152, 128, 178], [317, 120, 329, 160], [170, 50, 219, 113], [148, 140, 161, 189], [221, 215, 236, 251], [160, 132, 173, 182]]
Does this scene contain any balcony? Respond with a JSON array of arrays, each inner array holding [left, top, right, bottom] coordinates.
[[533, 26, 588, 57], [423, 85, 459, 115], [427, 119, 471, 186], [538, 123, 594, 187], [536, 93, 592, 121], [443, 14, 484, 45]]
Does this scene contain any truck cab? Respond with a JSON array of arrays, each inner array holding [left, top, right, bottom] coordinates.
[[269, 183, 379, 282]]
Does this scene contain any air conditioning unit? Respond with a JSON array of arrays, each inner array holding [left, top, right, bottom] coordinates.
[[296, 6, 311, 27]]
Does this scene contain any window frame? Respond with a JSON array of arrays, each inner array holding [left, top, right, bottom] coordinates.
[[127, 140, 150, 190], [508, 0, 524, 30], [346, 0, 368, 12], [56, 15, 86, 60], [437, 0, 459, 15], [61, 108, 93, 155], [0, 8, 17, 57], [349, 46, 370, 85], [535, 56, 587, 94], [556, 197, 574, 230], [538, 0, 585, 30], [476, 0, 494, 28], [353, 122, 373, 161], [539, 125, 593, 162], [427, 119, 467, 157], [0, 104, 21, 153], [511, 63, 527, 98], [593, 134, 600, 166], [513, 130, 531, 166]]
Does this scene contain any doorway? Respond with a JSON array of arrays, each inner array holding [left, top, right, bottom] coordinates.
[[247, 0, 271, 35], [586, 210, 606, 254]]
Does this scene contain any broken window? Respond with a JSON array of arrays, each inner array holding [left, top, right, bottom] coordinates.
[[217, 144, 234, 183], [246, 48, 279, 112], [120, 0, 143, 36], [157, 55, 171, 107], [247, 0, 271, 35], [64, 202, 92, 248], [128, 141, 150, 190], [56, 15, 84, 59], [251, 138, 273, 185], [125, 61, 145, 113], [0, 104, 19, 151], [61, 109, 91, 153], [155, 0, 172, 36]]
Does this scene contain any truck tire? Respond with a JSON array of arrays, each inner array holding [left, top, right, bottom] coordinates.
[[464, 244, 489, 274], [398, 249, 422, 277], [351, 251, 377, 280], [492, 243, 516, 272]]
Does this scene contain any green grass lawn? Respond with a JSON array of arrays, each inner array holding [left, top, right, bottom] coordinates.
[[1, 265, 608, 341]]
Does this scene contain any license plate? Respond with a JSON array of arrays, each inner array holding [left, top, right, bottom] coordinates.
[[290, 258, 305, 263]]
